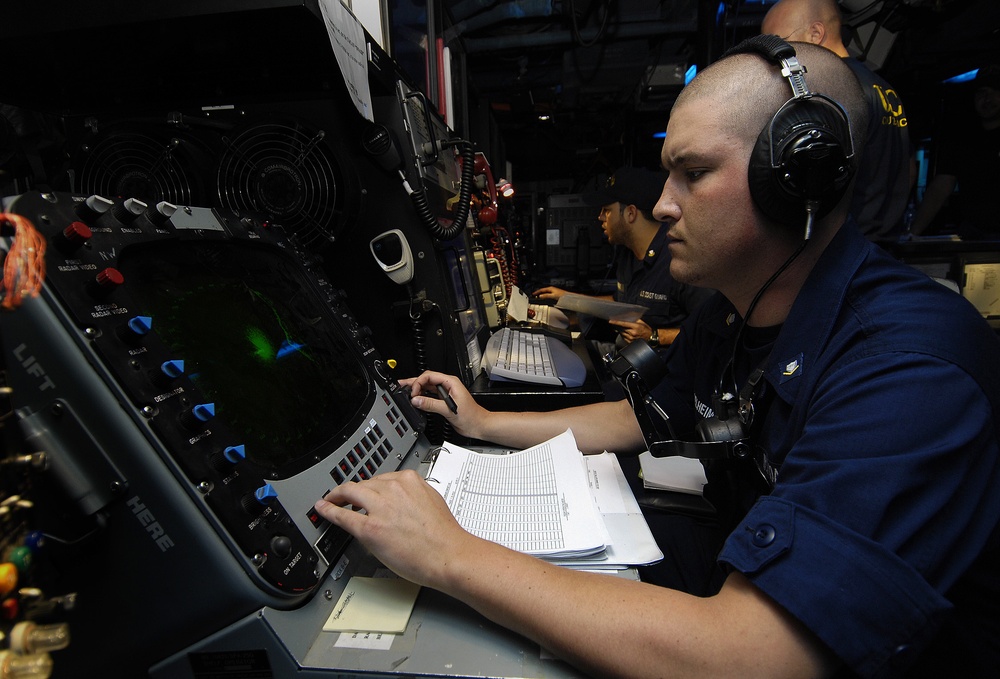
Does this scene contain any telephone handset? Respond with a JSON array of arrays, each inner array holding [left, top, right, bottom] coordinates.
[[370, 229, 414, 286]]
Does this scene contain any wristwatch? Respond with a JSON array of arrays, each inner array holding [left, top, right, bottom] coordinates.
[[648, 328, 659, 346]]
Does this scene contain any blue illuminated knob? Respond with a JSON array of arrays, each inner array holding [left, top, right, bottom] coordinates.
[[223, 445, 246, 464], [191, 403, 215, 422], [254, 484, 278, 505], [181, 402, 215, 429], [127, 315, 153, 336], [241, 483, 277, 514], [159, 359, 185, 380]]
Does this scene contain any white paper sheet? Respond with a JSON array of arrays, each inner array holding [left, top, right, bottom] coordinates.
[[318, 0, 374, 122], [427, 430, 606, 559]]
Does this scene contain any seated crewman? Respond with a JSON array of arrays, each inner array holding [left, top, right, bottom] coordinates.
[[316, 39, 1000, 677], [533, 166, 711, 350]]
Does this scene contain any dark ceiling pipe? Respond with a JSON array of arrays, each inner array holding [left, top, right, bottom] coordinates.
[[445, 0, 555, 44], [462, 19, 699, 54]]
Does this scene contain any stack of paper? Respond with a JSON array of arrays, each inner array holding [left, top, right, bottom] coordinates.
[[638, 452, 707, 495], [427, 430, 662, 568]]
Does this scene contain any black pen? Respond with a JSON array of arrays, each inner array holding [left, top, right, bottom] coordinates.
[[436, 384, 459, 414]]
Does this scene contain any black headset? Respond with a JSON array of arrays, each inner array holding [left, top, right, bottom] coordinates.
[[726, 35, 856, 239]]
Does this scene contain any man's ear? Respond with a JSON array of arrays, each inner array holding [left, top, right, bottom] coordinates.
[[805, 20, 827, 46]]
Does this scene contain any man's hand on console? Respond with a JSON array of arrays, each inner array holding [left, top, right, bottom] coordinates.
[[313, 470, 479, 589], [399, 371, 488, 441]]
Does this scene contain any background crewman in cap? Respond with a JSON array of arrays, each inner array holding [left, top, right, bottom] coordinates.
[[533, 166, 711, 349]]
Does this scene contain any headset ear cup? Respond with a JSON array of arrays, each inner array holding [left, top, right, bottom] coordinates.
[[748, 123, 784, 224], [748, 98, 855, 228]]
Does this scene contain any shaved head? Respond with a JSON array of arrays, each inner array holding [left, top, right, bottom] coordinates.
[[761, 0, 847, 55], [674, 41, 867, 156]]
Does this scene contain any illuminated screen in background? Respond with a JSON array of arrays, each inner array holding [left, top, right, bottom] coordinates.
[[119, 241, 371, 472], [962, 262, 1000, 318], [441, 241, 487, 348]]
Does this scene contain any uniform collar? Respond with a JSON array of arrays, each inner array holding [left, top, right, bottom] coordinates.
[[642, 224, 671, 265], [764, 221, 870, 401], [620, 225, 671, 278]]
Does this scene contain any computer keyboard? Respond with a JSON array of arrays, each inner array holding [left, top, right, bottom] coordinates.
[[481, 327, 586, 388]]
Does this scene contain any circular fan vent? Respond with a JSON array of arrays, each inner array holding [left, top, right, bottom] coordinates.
[[216, 120, 357, 249], [77, 131, 209, 206]]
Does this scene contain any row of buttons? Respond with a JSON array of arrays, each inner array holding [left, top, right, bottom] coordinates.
[[305, 404, 408, 528]]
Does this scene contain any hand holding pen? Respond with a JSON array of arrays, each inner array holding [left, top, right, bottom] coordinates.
[[435, 383, 459, 414], [398, 371, 489, 440]]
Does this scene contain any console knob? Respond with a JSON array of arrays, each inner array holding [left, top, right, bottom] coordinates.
[[223, 445, 246, 464], [60, 221, 92, 248], [209, 444, 246, 474], [191, 403, 215, 421], [181, 402, 215, 429], [159, 359, 185, 380], [0, 563, 17, 596], [145, 201, 177, 227], [93, 267, 124, 293], [254, 484, 278, 503], [241, 484, 277, 514], [270, 535, 292, 559], [125, 315, 153, 338], [75, 194, 113, 222], [111, 197, 147, 224]]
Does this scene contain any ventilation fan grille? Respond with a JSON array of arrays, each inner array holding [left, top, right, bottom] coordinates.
[[217, 121, 351, 248], [78, 132, 205, 206]]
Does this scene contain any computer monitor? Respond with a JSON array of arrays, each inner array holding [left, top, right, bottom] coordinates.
[[438, 227, 492, 381], [118, 238, 372, 472]]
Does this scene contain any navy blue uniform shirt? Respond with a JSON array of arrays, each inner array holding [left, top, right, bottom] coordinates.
[[652, 223, 1000, 677]]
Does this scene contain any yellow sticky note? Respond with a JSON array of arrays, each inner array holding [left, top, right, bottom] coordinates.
[[323, 576, 421, 634]]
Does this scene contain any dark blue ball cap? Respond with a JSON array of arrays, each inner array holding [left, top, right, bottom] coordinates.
[[975, 64, 1000, 92], [584, 166, 669, 215]]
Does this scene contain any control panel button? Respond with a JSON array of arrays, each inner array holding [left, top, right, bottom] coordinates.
[[270, 535, 292, 559]]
